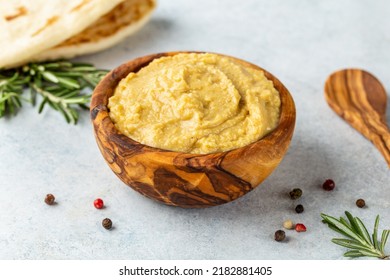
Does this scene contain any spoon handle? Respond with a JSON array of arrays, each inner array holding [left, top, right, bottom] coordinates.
[[358, 115, 390, 167], [326, 91, 390, 167]]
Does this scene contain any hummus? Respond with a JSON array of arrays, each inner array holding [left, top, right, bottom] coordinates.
[[108, 53, 281, 154]]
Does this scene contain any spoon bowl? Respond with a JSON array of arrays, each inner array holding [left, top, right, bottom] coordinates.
[[324, 69, 390, 167]]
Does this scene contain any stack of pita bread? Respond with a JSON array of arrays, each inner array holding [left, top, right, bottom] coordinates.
[[0, 0, 156, 68]]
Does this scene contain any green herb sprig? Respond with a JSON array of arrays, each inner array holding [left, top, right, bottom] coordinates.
[[0, 61, 107, 124], [321, 211, 389, 259]]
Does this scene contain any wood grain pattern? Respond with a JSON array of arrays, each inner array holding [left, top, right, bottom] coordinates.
[[91, 52, 296, 208], [325, 69, 390, 168]]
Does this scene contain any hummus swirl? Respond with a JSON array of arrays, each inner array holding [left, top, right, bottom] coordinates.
[[108, 53, 280, 154]]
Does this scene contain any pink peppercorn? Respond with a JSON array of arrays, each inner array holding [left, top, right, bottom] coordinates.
[[295, 223, 307, 232], [94, 198, 104, 209]]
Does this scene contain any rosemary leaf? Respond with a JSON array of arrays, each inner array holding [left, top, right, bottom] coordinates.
[[78, 103, 89, 110], [71, 66, 98, 72], [357, 249, 382, 258], [380, 230, 389, 254], [332, 238, 371, 251], [70, 62, 94, 67], [339, 217, 352, 229], [345, 211, 360, 233], [59, 106, 71, 123], [344, 250, 365, 258], [64, 97, 90, 104], [59, 90, 80, 99], [49, 100, 61, 111], [12, 95, 22, 108], [57, 77, 81, 89], [53, 72, 84, 78], [69, 108, 79, 124], [42, 71, 59, 83], [373, 215, 380, 250], [354, 217, 373, 245], [326, 223, 352, 239], [41, 63, 61, 69], [38, 97, 48, 113], [7, 98, 14, 115]]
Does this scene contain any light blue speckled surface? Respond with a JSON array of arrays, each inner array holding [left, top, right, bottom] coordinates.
[[0, 0, 389, 259]]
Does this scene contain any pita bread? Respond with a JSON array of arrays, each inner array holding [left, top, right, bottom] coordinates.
[[0, 0, 155, 68], [33, 0, 156, 62]]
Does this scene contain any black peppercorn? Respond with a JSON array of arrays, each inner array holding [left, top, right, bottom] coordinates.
[[295, 204, 304, 213], [274, 230, 286, 242], [356, 199, 366, 208], [289, 188, 303, 200], [44, 194, 55, 205], [102, 218, 112, 230]]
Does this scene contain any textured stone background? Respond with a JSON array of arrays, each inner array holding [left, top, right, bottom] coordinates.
[[0, 0, 389, 259]]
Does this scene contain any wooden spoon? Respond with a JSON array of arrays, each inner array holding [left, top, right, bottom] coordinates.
[[324, 69, 390, 167]]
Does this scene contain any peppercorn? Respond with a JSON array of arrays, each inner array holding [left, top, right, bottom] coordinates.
[[322, 179, 335, 191], [356, 199, 366, 208], [289, 188, 303, 200], [295, 223, 307, 232], [283, 219, 294, 230], [274, 230, 286, 242], [295, 204, 304, 214], [44, 194, 55, 205], [102, 218, 112, 230], [94, 198, 104, 209]]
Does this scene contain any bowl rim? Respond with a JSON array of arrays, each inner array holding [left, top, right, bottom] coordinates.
[[91, 51, 296, 162]]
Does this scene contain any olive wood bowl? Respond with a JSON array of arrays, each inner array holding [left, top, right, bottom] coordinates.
[[90, 52, 296, 208]]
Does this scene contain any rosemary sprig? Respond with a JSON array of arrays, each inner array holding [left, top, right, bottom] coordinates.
[[0, 61, 107, 124], [321, 211, 389, 259]]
